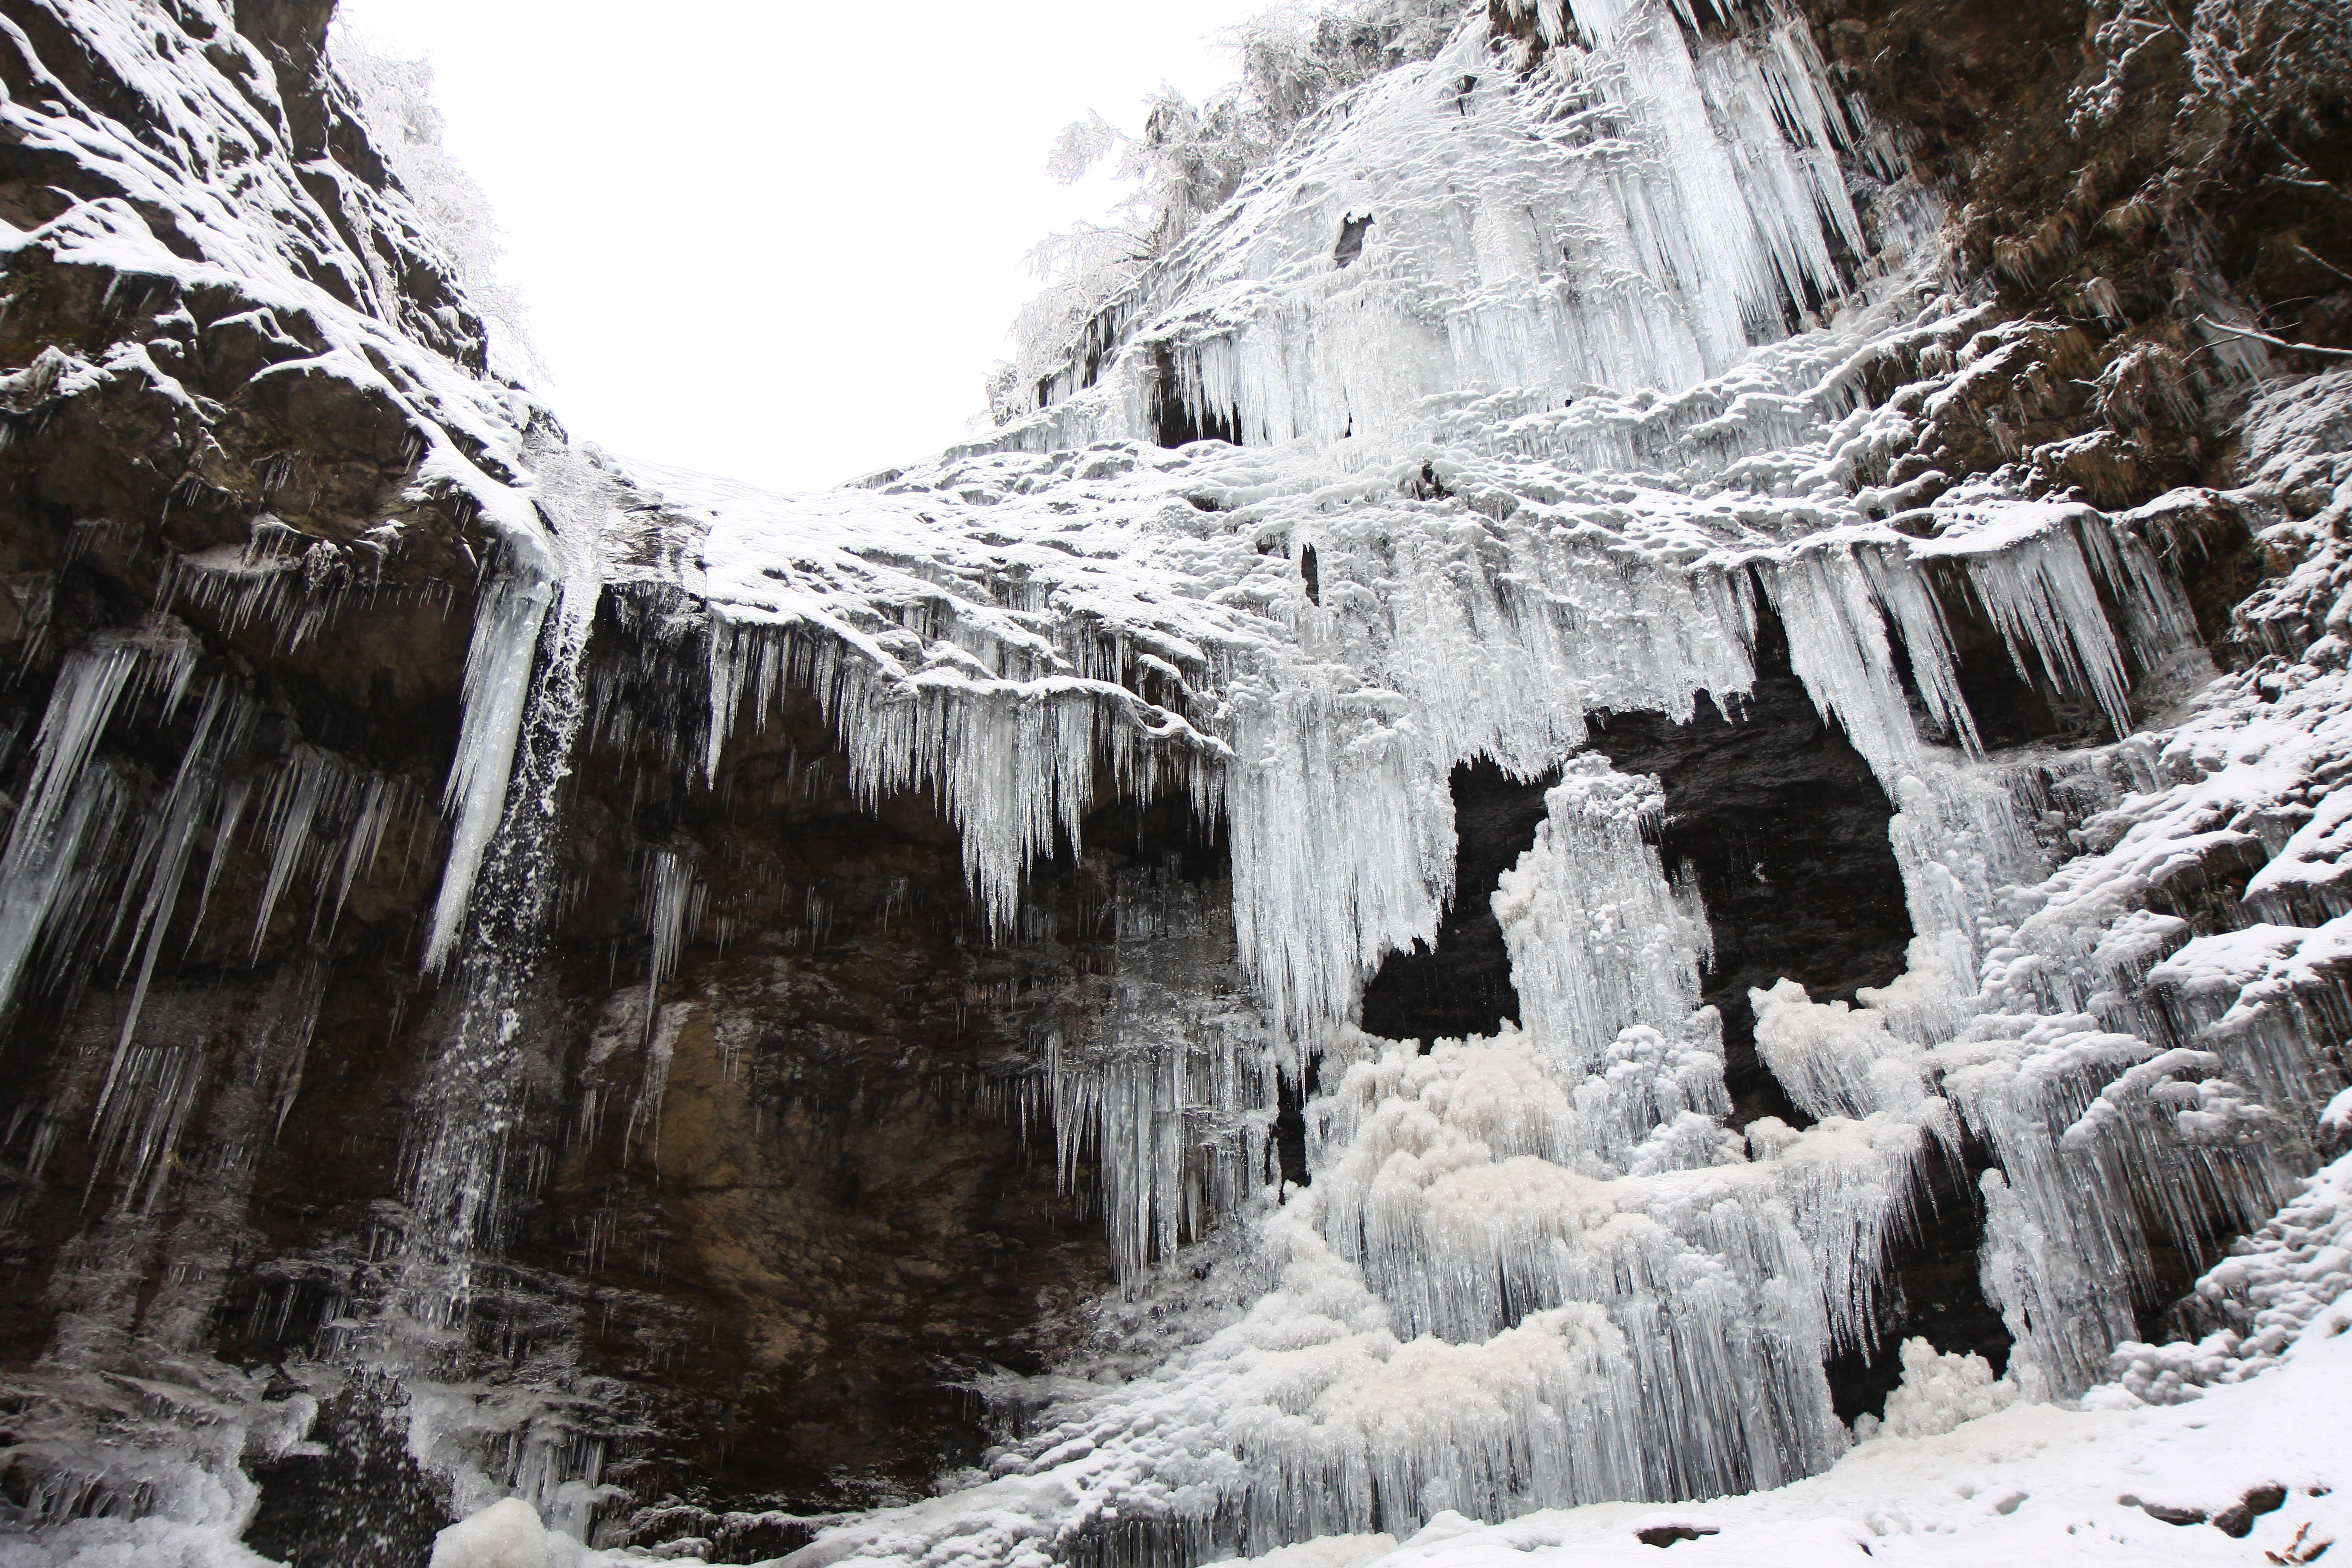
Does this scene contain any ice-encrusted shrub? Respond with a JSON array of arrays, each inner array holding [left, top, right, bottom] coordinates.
[[1852, 1338, 2025, 1442]]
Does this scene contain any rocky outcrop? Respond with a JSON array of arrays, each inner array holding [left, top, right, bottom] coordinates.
[[1808, 0, 2345, 604]]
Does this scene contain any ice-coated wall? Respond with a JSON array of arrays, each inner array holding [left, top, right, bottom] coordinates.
[[4, 0, 2352, 1564]]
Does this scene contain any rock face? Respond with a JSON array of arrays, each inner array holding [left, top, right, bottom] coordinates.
[[1807, 0, 2348, 585], [475, 686, 1235, 1523], [0, 0, 1146, 1545], [2, 0, 2349, 1564], [211, 684, 1148, 1553]]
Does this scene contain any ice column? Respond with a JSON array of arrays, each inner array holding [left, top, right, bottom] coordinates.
[[425, 570, 555, 974], [1309, 1039, 1848, 1505], [1491, 757, 1715, 1073]]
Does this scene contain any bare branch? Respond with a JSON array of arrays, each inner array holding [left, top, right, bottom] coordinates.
[[2198, 314, 2352, 359], [2146, 0, 2352, 207], [2266, 170, 2352, 206], [2291, 242, 2352, 287]]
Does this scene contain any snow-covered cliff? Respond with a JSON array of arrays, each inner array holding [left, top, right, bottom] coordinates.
[[1, 0, 2348, 1566]]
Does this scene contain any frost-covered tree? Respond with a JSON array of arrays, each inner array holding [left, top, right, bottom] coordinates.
[[991, 0, 1465, 423], [990, 222, 1159, 417], [330, 29, 543, 381]]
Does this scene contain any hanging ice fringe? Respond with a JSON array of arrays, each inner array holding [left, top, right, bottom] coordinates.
[[8, 0, 2351, 1561]]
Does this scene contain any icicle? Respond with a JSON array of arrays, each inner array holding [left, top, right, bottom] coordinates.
[[424, 569, 555, 973], [1858, 547, 1982, 755], [1766, 547, 2045, 980], [2146, 920, 2352, 1129], [1273, 774, 1909, 1512], [184, 775, 252, 954], [1046, 869, 1276, 1281], [2103, 1151, 2352, 1402], [1225, 537, 1754, 1046], [161, 514, 392, 649], [92, 679, 257, 1130], [249, 748, 332, 958], [1973, 1165, 2097, 1399], [1307, 1035, 1846, 1502], [1765, 547, 1927, 779], [1958, 528, 2137, 739], [226, 747, 411, 960], [324, 774, 402, 936], [621, 1000, 691, 1164], [1752, 1109, 1939, 1355], [703, 619, 1227, 939], [637, 842, 704, 1041], [1929, 995, 2309, 1395], [0, 622, 196, 1024], [1050, 0, 1889, 449]]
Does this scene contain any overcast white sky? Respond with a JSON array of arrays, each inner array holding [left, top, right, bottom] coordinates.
[[332, 0, 1270, 491]]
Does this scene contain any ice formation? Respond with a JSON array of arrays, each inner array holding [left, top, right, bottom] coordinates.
[[1852, 1339, 2022, 1442], [1044, 869, 1276, 1280], [6, 0, 2352, 1564]]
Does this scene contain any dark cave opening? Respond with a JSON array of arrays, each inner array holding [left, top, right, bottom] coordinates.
[[1359, 604, 1917, 1127], [1578, 640, 1913, 1130], [1356, 754, 1557, 1047], [1333, 211, 1374, 269], [1822, 1131, 2015, 1423]]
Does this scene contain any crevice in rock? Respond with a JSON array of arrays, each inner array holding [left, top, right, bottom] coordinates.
[[1273, 1058, 1318, 1187], [1357, 757, 1557, 1045]]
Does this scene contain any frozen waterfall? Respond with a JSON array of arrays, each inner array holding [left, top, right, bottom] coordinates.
[[3, 0, 2351, 1565]]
